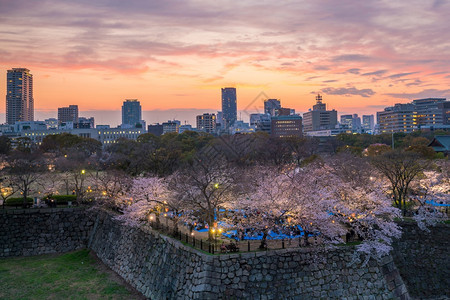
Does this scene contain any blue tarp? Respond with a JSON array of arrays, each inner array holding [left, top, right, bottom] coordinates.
[[222, 225, 307, 241], [426, 200, 450, 207]]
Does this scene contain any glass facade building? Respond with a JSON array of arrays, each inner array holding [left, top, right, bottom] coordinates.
[[122, 99, 142, 127], [221, 87, 237, 128]]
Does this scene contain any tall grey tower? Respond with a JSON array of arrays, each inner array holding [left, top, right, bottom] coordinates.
[[221, 87, 237, 128], [122, 99, 142, 127], [6, 68, 34, 124]]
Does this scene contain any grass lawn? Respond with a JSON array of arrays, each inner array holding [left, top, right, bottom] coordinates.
[[0, 249, 143, 300]]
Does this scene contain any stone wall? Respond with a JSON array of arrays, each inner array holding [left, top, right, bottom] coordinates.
[[2, 208, 448, 299], [0, 208, 92, 257], [89, 211, 408, 299], [392, 222, 450, 299]]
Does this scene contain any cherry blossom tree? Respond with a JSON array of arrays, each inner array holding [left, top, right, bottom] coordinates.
[[168, 158, 240, 241], [322, 155, 402, 261], [411, 160, 449, 230], [229, 158, 401, 260], [116, 176, 172, 228], [226, 166, 297, 248], [226, 164, 343, 249]]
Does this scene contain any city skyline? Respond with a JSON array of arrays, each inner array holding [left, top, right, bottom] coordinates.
[[1, 1, 450, 123]]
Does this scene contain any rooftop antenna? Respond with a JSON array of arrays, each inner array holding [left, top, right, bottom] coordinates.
[[316, 93, 323, 104]]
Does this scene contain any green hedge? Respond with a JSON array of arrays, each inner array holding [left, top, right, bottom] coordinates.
[[5, 197, 33, 207], [45, 195, 77, 204]]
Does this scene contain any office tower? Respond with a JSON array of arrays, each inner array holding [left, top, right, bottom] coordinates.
[[439, 102, 450, 125], [340, 115, 353, 128], [45, 118, 58, 130], [6, 68, 34, 124], [264, 99, 281, 116], [122, 99, 142, 127], [377, 104, 415, 133], [271, 115, 303, 138], [276, 107, 295, 116], [162, 120, 180, 134], [302, 94, 337, 132], [377, 98, 449, 133], [216, 111, 223, 128], [196, 113, 216, 134], [362, 115, 375, 133], [77, 117, 95, 129], [148, 124, 164, 136], [221, 87, 237, 128], [178, 124, 193, 133], [250, 113, 272, 133], [412, 98, 446, 126], [352, 114, 361, 133], [58, 105, 79, 124]]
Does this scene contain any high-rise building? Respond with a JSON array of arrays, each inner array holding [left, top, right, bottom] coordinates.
[[179, 124, 194, 133], [377, 104, 415, 133], [162, 120, 180, 134], [122, 99, 142, 127], [412, 98, 446, 126], [6, 68, 34, 124], [377, 98, 449, 133], [362, 115, 375, 133], [276, 107, 295, 116], [302, 94, 337, 132], [58, 105, 79, 124], [221, 88, 237, 128], [216, 111, 223, 125], [196, 113, 216, 134], [77, 117, 95, 129], [264, 99, 281, 116], [439, 102, 450, 125], [250, 113, 272, 133], [352, 114, 361, 133], [271, 115, 303, 138], [148, 124, 164, 136], [45, 118, 58, 130], [229, 120, 256, 135], [340, 115, 353, 128]]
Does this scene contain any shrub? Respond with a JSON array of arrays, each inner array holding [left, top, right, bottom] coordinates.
[[44, 195, 77, 205], [5, 197, 33, 207]]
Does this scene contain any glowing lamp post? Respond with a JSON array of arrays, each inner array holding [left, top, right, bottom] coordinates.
[[211, 228, 217, 245]]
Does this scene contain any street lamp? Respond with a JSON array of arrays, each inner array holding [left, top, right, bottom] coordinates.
[[211, 228, 216, 245]]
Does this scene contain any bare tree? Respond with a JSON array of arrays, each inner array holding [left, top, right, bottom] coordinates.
[[371, 150, 428, 216], [0, 175, 17, 209], [54, 156, 94, 204], [7, 155, 46, 207], [91, 169, 132, 207], [285, 137, 320, 166]]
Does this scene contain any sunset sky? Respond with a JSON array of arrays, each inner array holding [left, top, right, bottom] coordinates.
[[1, 0, 450, 125]]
